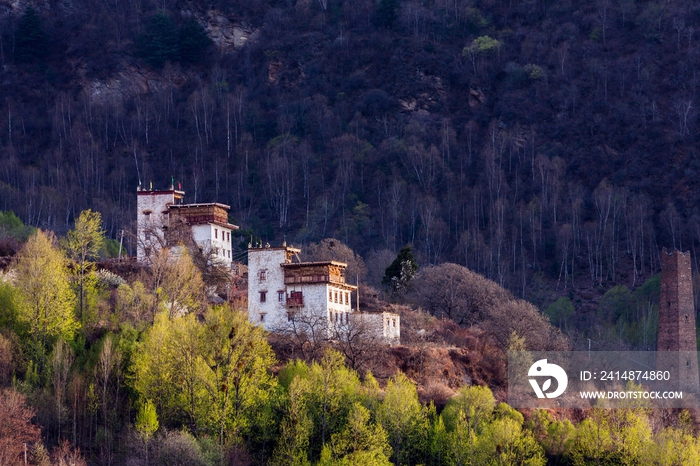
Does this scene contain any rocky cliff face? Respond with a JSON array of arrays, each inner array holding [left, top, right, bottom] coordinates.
[[192, 9, 257, 54], [2, 1, 259, 101]]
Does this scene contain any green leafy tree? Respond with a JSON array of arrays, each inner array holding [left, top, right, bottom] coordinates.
[[135, 399, 159, 465], [152, 248, 205, 318], [0, 283, 21, 331], [305, 350, 363, 457], [137, 12, 179, 68], [14, 230, 78, 377], [376, 373, 427, 465], [427, 406, 450, 466], [565, 408, 613, 464], [474, 417, 545, 465], [113, 281, 156, 326], [545, 297, 574, 330], [653, 427, 700, 465], [449, 409, 477, 466], [329, 402, 392, 465], [198, 306, 278, 448], [382, 246, 417, 294], [132, 306, 279, 453], [272, 376, 313, 466], [0, 210, 35, 242], [179, 18, 211, 64], [136, 399, 159, 441], [279, 350, 364, 461], [441, 385, 496, 433], [62, 209, 105, 321], [462, 36, 502, 75], [14, 7, 49, 63], [543, 419, 575, 458], [614, 410, 653, 465], [131, 311, 194, 426]]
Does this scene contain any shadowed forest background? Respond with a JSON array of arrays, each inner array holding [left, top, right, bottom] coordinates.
[[1, 0, 700, 332]]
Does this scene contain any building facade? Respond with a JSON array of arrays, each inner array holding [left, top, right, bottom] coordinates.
[[247, 243, 400, 344], [349, 311, 400, 345], [136, 186, 238, 264]]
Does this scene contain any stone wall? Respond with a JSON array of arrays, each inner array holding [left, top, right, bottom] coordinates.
[[657, 249, 699, 392]]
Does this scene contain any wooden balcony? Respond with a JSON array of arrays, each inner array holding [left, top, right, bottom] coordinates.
[[286, 292, 304, 307]]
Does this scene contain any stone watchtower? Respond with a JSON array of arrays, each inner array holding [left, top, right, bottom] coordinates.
[[657, 249, 699, 392]]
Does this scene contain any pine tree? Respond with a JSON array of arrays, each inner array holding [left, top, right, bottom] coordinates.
[[382, 245, 417, 292], [137, 12, 179, 68], [179, 18, 211, 64], [14, 7, 49, 63]]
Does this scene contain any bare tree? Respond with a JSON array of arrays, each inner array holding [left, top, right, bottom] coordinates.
[[0, 389, 41, 465], [272, 307, 332, 362], [597, 0, 611, 44], [485, 299, 568, 351], [0, 333, 13, 387], [411, 263, 500, 326], [51, 440, 87, 466], [673, 99, 694, 139], [95, 335, 121, 465], [52, 340, 74, 442], [411, 263, 568, 351], [330, 315, 383, 373]]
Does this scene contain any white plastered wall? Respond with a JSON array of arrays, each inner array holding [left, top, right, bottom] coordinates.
[[247, 248, 288, 329], [349, 311, 400, 345], [137, 192, 175, 263], [191, 224, 232, 263]]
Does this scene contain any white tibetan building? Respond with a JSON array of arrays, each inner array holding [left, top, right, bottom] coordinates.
[[136, 186, 238, 265], [247, 243, 400, 344]]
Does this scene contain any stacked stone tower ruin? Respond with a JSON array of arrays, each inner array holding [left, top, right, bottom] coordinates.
[[657, 249, 699, 392]]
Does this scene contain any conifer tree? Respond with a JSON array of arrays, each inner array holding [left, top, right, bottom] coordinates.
[[179, 18, 211, 64], [137, 12, 179, 68], [14, 7, 49, 63], [382, 245, 417, 293]]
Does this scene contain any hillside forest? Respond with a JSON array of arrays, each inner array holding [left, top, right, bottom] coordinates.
[[1, 0, 700, 306], [0, 210, 699, 466]]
